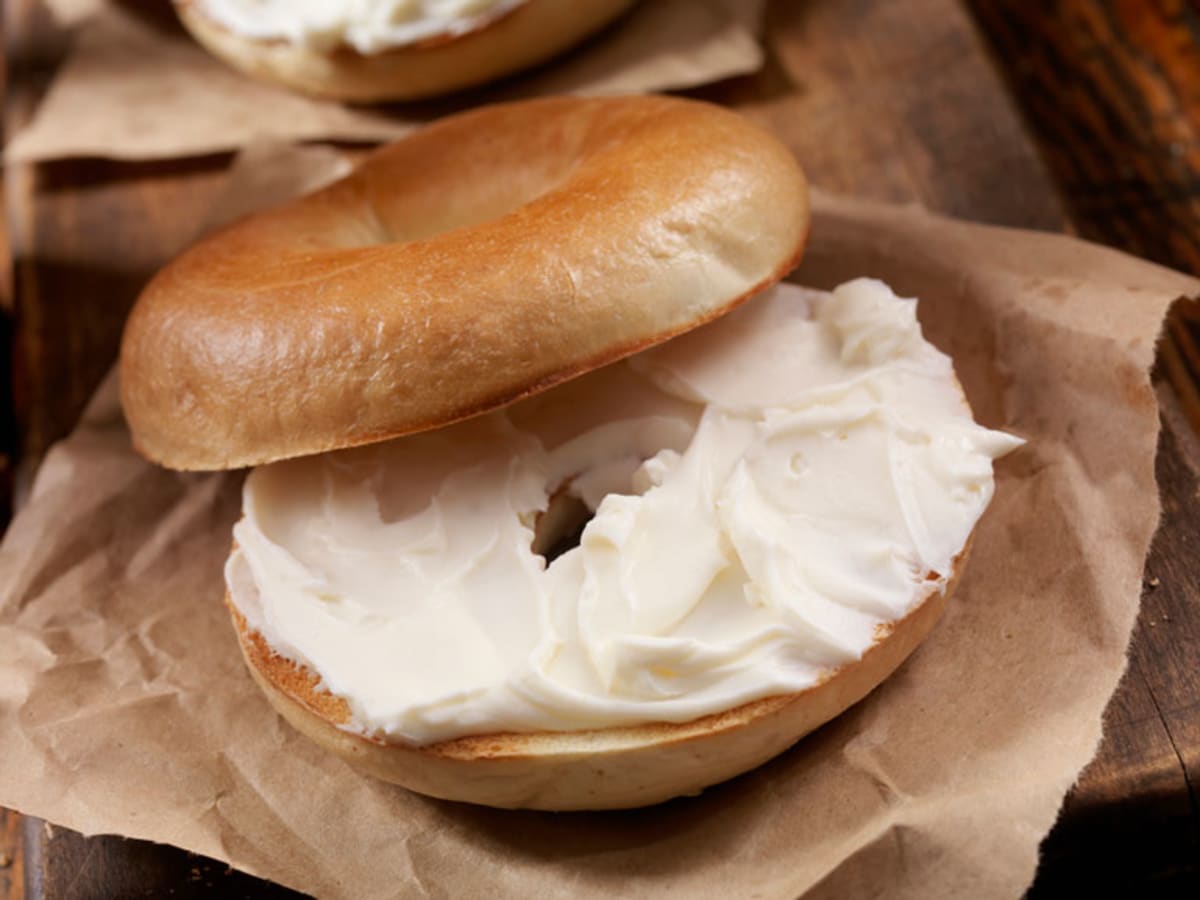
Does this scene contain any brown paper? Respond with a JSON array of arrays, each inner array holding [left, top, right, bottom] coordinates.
[[7, 0, 765, 162], [1, 143, 1198, 899]]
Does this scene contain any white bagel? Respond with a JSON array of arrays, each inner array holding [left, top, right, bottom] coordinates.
[[228, 574, 955, 810], [120, 96, 810, 471], [174, 0, 639, 101]]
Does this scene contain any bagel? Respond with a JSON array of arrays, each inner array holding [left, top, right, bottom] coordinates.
[[227, 564, 956, 811], [215, 275, 1021, 809], [120, 96, 810, 471], [120, 97, 1021, 810], [173, 0, 639, 101]]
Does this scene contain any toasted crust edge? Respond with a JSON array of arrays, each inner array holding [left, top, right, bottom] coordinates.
[[226, 544, 965, 810]]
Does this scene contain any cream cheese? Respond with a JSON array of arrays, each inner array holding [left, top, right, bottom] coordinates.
[[196, 0, 526, 54], [227, 279, 1023, 744]]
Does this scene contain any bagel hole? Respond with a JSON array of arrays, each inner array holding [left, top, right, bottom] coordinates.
[[532, 489, 594, 564]]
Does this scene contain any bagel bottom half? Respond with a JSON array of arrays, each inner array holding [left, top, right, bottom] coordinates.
[[176, 0, 639, 102], [226, 544, 966, 811]]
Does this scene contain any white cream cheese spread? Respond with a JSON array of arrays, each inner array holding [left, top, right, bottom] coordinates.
[[196, 0, 525, 54], [226, 280, 1022, 744]]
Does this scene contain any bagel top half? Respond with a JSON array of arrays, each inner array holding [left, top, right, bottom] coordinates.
[[119, 96, 809, 471]]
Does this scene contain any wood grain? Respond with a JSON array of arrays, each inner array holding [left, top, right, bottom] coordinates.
[[966, 0, 1200, 271], [965, 0, 1200, 427], [962, 3, 1200, 891], [20, 821, 302, 900], [1, 0, 1197, 897], [700, 0, 1067, 230], [1031, 387, 1200, 895], [0, 811, 22, 900]]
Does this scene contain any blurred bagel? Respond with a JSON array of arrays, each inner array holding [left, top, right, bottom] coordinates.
[[174, 0, 639, 101]]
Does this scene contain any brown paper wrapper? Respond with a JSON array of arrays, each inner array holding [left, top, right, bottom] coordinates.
[[1, 145, 1197, 899], [8, 0, 766, 162]]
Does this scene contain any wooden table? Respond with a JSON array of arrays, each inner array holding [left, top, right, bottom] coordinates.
[[3, 1, 1198, 896]]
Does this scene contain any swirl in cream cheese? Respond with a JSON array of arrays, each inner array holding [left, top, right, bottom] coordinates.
[[197, 0, 525, 54], [226, 280, 1023, 744]]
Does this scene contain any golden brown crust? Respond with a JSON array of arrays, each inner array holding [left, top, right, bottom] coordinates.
[[226, 545, 967, 810], [174, 0, 639, 101], [120, 96, 810, 471]]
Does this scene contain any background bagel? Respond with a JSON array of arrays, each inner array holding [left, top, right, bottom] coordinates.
[[120, 96, 810, 471], [227, 547, 962, 811], [174, 0, 640, 101]]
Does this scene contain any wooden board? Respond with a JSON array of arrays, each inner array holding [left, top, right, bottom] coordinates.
[[2, 0, 1198, 896], [965, 4, 1200, 891]]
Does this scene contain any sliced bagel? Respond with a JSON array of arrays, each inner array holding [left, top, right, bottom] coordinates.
[[227, 548, 961, 811]]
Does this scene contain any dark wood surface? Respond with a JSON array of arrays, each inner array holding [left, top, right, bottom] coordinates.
[[965, 3, 1200, 893], [2, 0, 1198, 897]]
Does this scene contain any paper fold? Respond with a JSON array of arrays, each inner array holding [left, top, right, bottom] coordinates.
[[9, 0, 766, 162]]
